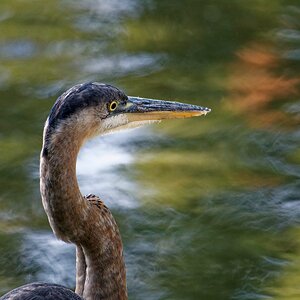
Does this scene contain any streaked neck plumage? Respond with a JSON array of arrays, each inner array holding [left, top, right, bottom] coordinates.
[[40, 118, 127, 300]]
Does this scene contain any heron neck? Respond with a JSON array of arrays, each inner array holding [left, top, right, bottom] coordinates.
[[40, 126, 127, 300], [40, 128, 86, 242]]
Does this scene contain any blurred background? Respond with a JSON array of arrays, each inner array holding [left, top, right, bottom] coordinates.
[[0, 0, 300, 299]]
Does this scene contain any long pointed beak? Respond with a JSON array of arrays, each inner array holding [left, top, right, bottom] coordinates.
[[123, 96, 211, 122]]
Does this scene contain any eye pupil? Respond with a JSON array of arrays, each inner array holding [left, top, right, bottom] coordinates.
[[110, 102, 117, 111]]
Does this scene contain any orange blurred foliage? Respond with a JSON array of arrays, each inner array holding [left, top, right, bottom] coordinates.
[[226, 43, 300, 128]]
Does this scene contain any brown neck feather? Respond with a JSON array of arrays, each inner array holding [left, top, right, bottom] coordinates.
[[40, 121, 127, 300]]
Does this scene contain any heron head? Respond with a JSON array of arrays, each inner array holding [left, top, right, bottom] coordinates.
[[43, 82, 211, 155]]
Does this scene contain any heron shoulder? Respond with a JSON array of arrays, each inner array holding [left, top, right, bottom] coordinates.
[[84, 194, 121, 238], [0, 282, 82, 300]]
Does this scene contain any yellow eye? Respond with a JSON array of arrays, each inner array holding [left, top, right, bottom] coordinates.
[[109, 101, 118, 111]]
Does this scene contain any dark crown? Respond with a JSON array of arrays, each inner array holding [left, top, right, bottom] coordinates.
[[48, 82, 127, 130]]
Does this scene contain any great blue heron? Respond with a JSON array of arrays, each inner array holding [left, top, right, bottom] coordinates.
[[1, 83, 211, 300]]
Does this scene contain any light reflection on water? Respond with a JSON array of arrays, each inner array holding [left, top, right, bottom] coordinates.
[[22, 232, 75, 286], [77, 128, 157, 208], [82, 53, 164, 77]]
